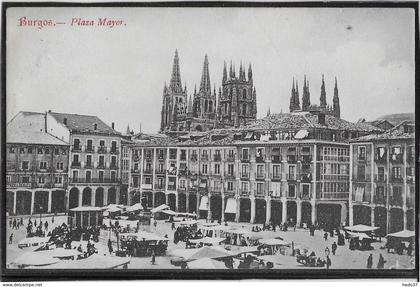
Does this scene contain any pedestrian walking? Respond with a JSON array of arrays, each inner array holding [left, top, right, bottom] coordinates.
[[44, 221, 49, 232], [323, 232, 328, 241], [12, 219, 17, 229], [154, 219, 157, 230], [171, 222, 175, 231], [326, 255, 331, 270], [34, 219, 37, 227], [9, 218, 12, 228], [9, 233, 13, 244], [366, 254, 373, 269], [151, 250, 156, 265], [108, 239, 113, 255], [377, 254, 386, 269], [52, 216, 54, 224], [332, 242, 337, 255], [20, 218, 23, 226]]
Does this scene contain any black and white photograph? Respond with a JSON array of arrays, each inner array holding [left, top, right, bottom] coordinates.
[[1, 2, 418, 281]]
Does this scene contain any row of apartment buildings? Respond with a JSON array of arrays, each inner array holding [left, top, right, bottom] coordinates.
[[6, 110, 415, 235]]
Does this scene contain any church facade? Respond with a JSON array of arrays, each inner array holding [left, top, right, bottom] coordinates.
[[160, 50, 257, 134]]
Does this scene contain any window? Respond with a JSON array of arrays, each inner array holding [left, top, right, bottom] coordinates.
[[73, 139, 80, 149], [302, 184, 310, 198], [55, 176, 62, 184], [145, 177, 152, 184], [272, 165, 281, 178], [376, 147, 386, 160], [214, 164, 220, 174], [288, 166, 295, 177], [111, 141, 117, 152], [86, 170, 92, 182], [19, 147, 25, 154], [256, 148, 264, 159], [228, 150, 235, 158], [180, 179, 186, 189], [72, 170, 78, 180], [227, 181, 234, 191], [73, 154, 79, 163], [28, 147, 33, 154], [257, 165, 264, 177], [22, 176, 30, 183], [111, 171, 116, 181], [111, 156, 117, 167], [256, 182, 264, 196], [61, 149, 66, 155], [99, 140, 105, 147], [228, 164, 234, 176], [202, 164, 208, 174], [242, 148, 249, 160], [38, 148, 43, 154], [99, 155, 104, 166], [56, 162, 64, 170], [9, 147, 14, 154], [39, 161, 47, 170], [358, 146, 366, 160], [98, 171, 104, 181], [21, 161, 29, 170], [392, 146, 401, 155], [241, 182, 249, 193], [241, 164, 249, 177], [38, 177, 45, 184], [45, 148, 50, 154], [54, 148, 60, 155], [87, 139, 93, 150], [86, 155, 92, 166], [158, 163, 164, 173], [392, 167, 401, 179], [157, 177, 164, 188], [288, 185, 296, 198], [357, 165, 365, 180]]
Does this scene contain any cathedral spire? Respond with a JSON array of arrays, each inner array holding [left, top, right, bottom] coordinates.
[[199, 54, 211, 93], [333, 76, 340, 118], [169, 49, 183, 93], [126, 124, 130, 135], [302, 75, 311, 111], [229, 61, 233, 79], [248, 64, 253, 84], [289, 77, 296, 112], [295, 80, 300, 110], [320, 74, 327, 108], [223, 61, 227, 83], [187, 95, 193, 114], [266, 107, 271, 117]]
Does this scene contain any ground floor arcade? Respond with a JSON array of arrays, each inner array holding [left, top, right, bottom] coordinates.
[[7, 189, 66, 215]]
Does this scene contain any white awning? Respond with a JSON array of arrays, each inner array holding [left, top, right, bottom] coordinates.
[[199, 196, 209, 211], [224, 198, 237, 214], [294, 129, 309, 139], [245, 132, 253, 139]]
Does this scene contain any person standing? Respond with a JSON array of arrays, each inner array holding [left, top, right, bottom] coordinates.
[[151, 250, 156, 265], [12, 219, 16, 230], [326, 255, 331, 270], [324, 232, 328, 241], [366, 254, 373, 269], [44, 221, 49, 232], [9, 218, 12, 228], [332, 242, 337, 255], [108, 238, 113, 255], [377, 254, 386, 269], [9, 233, 13, 244]]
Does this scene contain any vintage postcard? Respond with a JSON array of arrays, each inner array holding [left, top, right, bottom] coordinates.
[[1, 2, 417, 280]]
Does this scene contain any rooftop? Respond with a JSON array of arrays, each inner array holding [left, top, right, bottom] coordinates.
[[49, 112, 120, 136], [351, 120, 415, 142]]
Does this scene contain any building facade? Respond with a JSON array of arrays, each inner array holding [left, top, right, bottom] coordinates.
[[349, 121, 415, 235], [6, 112, 69, 215]]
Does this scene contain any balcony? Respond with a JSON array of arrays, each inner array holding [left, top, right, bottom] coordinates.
[[357, 156, 366, 162], [240, 173, 249, 179], [110, 164, 118, 170], [178, 169, 188, 176], [239, 189, 250, 196], [300, 155, 312, 163], [190, 154, 198, 162], [300, 173, 312, 182], [85, 146, 95, 153], [141, 183, 153, 190], [201, 155, 209, 161], [224, 172, 236, 179], [373, 195, 386, 205], [374, 154, 387, 164], [374, 174, 387, 183], [286, 174, 296, 181], [154, 184, 165, 190], [254, 190, 266, 197], [256, 156, 265, 163], [270, 173, 281, 181], [97, 163, 106, 169], [132, 155, 140, 162], [226, 155, 235, 162], [240, 157, 250, 163], [71, 146, 82, 152], [389, 196, 403, 207], [131, 169, 140, 174], [110, 148, 119, 155], [84, 162, 93, 169], [271, 155, 281, 163], [69, 177, 121, 184], [71, 162, 81, 168], [319, 192, 349, 200], [255, 173, 265, 180], [321, 174, 349, 181], [390, 176, 403, 183], [156, 169, 166, 175], [287, 155, 297, 164], [287, 191, 296, 199], [407, 197, 415, 209], [158, 155, 165, 161], [213, 154, 222, 162], [6, 182, 35, 188], [143, 169, 153, 174], [407, 176, 415, 184], [300, 192, 312, 200], [97, 146, 107, 154], [353, 175, 370, 182], [390, 154, 403, 164]]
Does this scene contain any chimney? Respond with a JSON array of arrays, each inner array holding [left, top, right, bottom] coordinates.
[[63, 118, 67, 125], [112, 122, 115, 129], [318, 113, 326, 125]]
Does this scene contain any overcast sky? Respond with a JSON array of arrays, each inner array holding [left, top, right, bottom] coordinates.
[[7, 7, 415, 133]]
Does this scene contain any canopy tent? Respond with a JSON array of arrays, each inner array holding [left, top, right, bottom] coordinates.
[[35, 248, 82, 258], [227, 246, 260, 256], [174, 220, 198, 226], [70, 206, 105, 212], [224, 198, 237, 214], [257, 255, 298, 266], [34, 254, 131, 269], [150, 204, 170, 213], [187, 258, 227, 269], [18, 236, 51, 247], [386, 230, 415, 239], [346, 231, 374, 240], [199, 222, 220, 227], [104, 204, 125, 212], [170, 246, 232, 262], [259, 238, 290, 246], [345, 224, 380, 233], [119, 231, 168, 241], [161, 209, 177, 216], [189, 237, 226, 245], [11, 252, 60, 267], [227, 228, 252, 235], [126, 203, 143, 212], [199, 196, 209, 211], [248, 231, 281, 240]]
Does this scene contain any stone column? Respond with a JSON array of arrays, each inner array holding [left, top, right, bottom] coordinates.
[[165, 193, 169, 206], [78, 189, 83, 207], [265, 198, 271, 225], [207, 194, 212, 221], [403, 209, 407, 230], [371, 207, 375, 227], [91, 188, 96, 207], [235, 197, 240, 222], [221, 195, 225, 222], [282, 199, 288, 224], [127, 189, 132, 206], [65, 190, 70, 211], [103, 188, 108, 206], [186, 192, 190, 213], [250, 196, 255, 224], [13, 191, 17, 215], [311, 202, 316, 225], [116, 188, 121, 205], [48, 190, 52, 213], [296, 200, 302, 227], [30, 191, 35, 215], [196, 193, 200, 215], [349, 203, 354, 226]]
